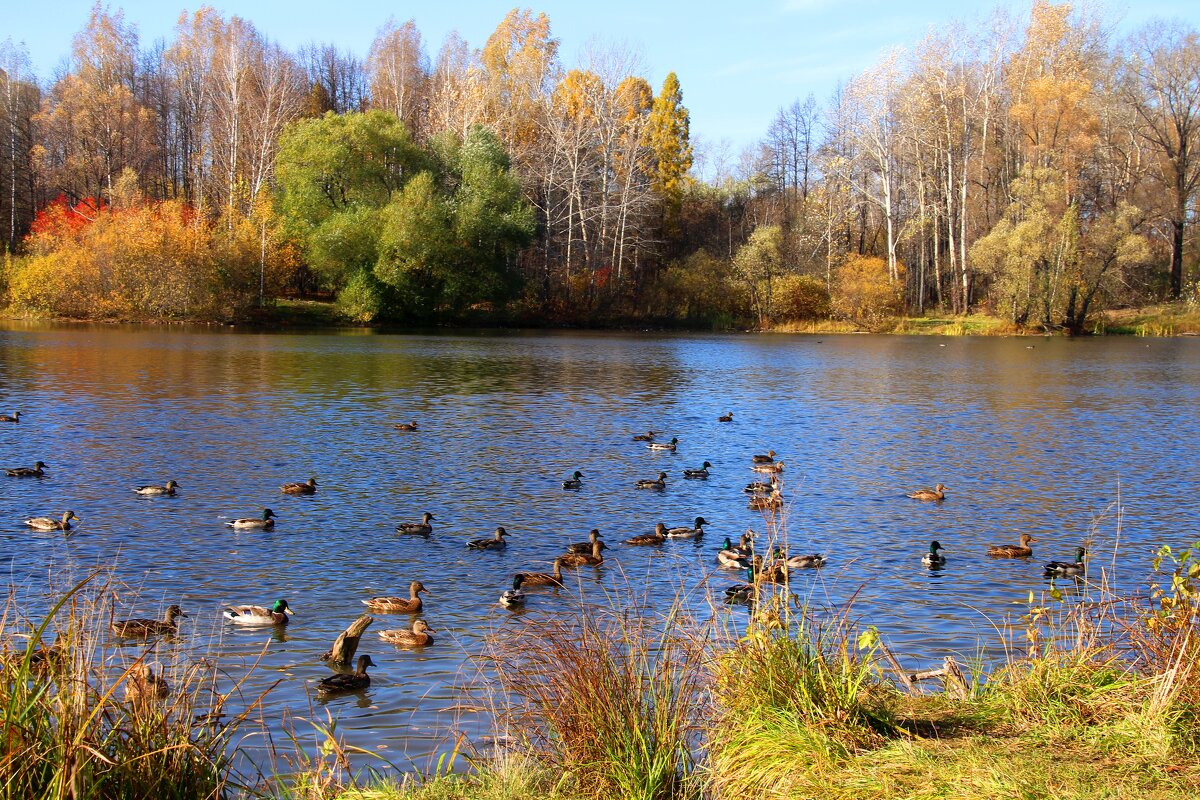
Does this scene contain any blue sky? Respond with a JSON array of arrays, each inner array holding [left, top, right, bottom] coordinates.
[[6, 1, 1199, 159]]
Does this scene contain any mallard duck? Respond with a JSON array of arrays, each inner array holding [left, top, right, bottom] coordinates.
[[281, 477, 318, 495], [907, 483, 947, 501], [567, 529, 603, 554], [516, 558, 566, 588], [125, 662, 170, 708], [683, 461, 713, 478], [396, 512, 435, 536], [724, 566, 758, 603], [560, 539, 605, 567], [394, 421, 419, 431], [111, 605, 188, 638], [751, 461, 785, 474], [25, 511, 80, 531], [317, 654, 377, 695], [1, 411, 22, 423], [562, 471, 584, 489], [748, 491, 782, 510], [379, 619, 436, 647], [1044, 547, 1087, 577], [743, 476, 780, 494], [667, 516, 708, 539], [921, 540, 947, 567], [647, 437, 679, 451], [6, 461, 47, 477], [468, 526, 510, 550], [626, 523, 668, 546], [363, 581, 429, 613], [632, 431, 657, 441], [751, 450, 777, 464], [223, 599, 294, 625], [225, 508, 276, 529], [988, 534, 1037, 558], [636, 471, 668, 489], [783, 552, 826, 569], [499, 575, 527, 608], [717, 538, 751, 569], [134, 480, 179, 496], [718, 412, 733, 422]]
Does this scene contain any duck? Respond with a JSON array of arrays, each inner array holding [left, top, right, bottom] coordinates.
[[281, 477, 318, 495], [1043, 547, 1087, 577], [907, 483, 948, 501], [748, 491, 782, 510], [751, 450, 778, 464], [717, 538, 751, 569], [516, 558, 566, 588], [467, 526, 510, 550], [718, 412, 733, 422], [559, 539, 605, 567], [125, 662, 170, 708], [25, 511, 80, 531], [724, 566, 758, 603], [394, 421, 419, 431], [636, 471, 668, 489], [1, 411, 22, 423], [683, 461, 713, 478], [783, 552, 826, 569], [379, 619, 436, 647], [667, 516, 708, 539], [396, 512, 436, 536], [561, 471, 584, 489], [760, 554, 790, 584], [223, 599, 294, 626], [647, 437, 679, 452], [499, 576, 527, 608], [134, 480, 179, 496], [987, 534, 1037, 558], [317, 654, 377, 695], [225, 509, 276, 529], [626, 523, 669, 546], [363, 581, 429, 613], [6, 461, 47, 477], [111, 605, 188, 638], [921, 540, 947, 567], [567, 529, 603, 554], [632, 431, 657, 441], [743, 476, 779, 494], [751, 461, 785, 474]]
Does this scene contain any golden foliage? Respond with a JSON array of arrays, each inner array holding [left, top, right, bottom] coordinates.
[[831, 255, 904, 326]]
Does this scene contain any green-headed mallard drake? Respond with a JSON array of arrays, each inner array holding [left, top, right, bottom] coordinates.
[[717, 537, 751, 569], [468, 526, 509, 550], [134, 480, 178, 496], [751, 450, 777, 464], [907, 483, 947, 501], [921, 540, 947, 567], [743, 476, 779, 494], [751, 461, 784, 474], [561, 470, 584, 489], [724, 566, 758, 603], [281, 477, 318, 495], [667, 516, 708, 539], [626, 523, 668, 546], [394, 421, 419, 431], [125, 662, 170, 708], [567, 529, 603, 554], [783, 552, 826, 569], [111, 604, 188, 638], [718, 412, 733, 422], [683, 461, 713, 478], [225, 508, 276, 529], [636, 471, 668, 489], [396, 512, 435, 536], [6, 461, 47, 477], [317, 654, 376, 695], [1, 411, 22, 423], [632, 431, 656, 442], [647, 437, 679, 451], [363, 581, 429, 613], [748, 491, 782, 510], [560, 539, 605, 567], [499, 575, 527, 608], [224, 598, 294, 625], [988, 534, 1037, 558], [379, 619, 435, 647], [25, 510, 80, 531], [1044, 547, 1086, 577], [516, 558, 565, 588]]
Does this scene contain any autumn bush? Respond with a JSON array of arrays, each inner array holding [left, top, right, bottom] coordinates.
[[644, 250, 749, 327], [773, 274, 831, 322], [831, 255, 904, 328]]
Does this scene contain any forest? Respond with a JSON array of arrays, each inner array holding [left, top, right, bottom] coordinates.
[[0, 2, 1197, 331]]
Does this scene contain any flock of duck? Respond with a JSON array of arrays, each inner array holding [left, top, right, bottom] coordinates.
[[3, 408, 1089, 698]]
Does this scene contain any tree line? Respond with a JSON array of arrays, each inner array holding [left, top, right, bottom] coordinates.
[[0, 2, 1197, 330]]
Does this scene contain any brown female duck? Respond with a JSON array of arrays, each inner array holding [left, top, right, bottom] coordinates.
[[379, 619, 436, 647], [363, 581, 429, 613], [907, 483, 947, 501], [560, 539, 605, 567], [566, 529, 603, 554], [987, 534, 1037, 558], [25, 511, 80, 531], [317, 654, 377, 695], [516, 558, 566, 588], [111, 605, 188, 638], [626, 523, 668, 546], [6, 461, 47, 477], [281, 477, 318, 495]]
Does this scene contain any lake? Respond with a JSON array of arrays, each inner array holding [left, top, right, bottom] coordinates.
[[2, 322, 1198, 773]]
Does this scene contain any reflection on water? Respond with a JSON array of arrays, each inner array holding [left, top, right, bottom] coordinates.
[[2, 323, 1199, 770]]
